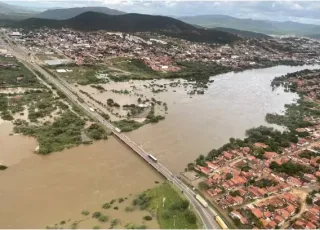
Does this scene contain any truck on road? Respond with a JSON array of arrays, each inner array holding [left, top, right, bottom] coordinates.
[[89, 107, 95, 112], [216, 216, 228, 229], [195, 194, 208, 208], [115, 127, 121, 133], [148, 154, 158, 163]]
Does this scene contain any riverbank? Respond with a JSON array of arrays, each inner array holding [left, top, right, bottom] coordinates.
[[187, 68, 320, 229]]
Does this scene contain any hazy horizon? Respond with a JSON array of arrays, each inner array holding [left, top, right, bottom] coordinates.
[[2, 0, 320, 25]]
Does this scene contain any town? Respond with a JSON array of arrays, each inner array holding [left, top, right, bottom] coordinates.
[[2, 28, 320, 73]]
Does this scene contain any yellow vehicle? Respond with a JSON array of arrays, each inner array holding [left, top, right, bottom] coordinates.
[[216, 216, 228, 229]]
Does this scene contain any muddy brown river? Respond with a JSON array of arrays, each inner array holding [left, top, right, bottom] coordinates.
[[0, 65, 319, 228], [127, 65, 320, 173], [0, 137, 162, 228]]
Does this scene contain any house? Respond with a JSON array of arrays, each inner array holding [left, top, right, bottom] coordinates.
[[264, 151, 278, 159], [306, 222, 317, 229], [274, 215, 285, 226], [266, 220, 277, 229], [251, 208, 263, 219], [254, 142, 269, 149], [223, 151, 233, 160], [195, 166, 210, 176], [286, 204, 296, 216], [277, 209, 291, 219], [302, 174, 317, 183], [206, 161, 218, 170], [298, 138, 309, 147], [230, 210, 242, 219], [292, 220, 307, 229], [287, 176, 303, 187]]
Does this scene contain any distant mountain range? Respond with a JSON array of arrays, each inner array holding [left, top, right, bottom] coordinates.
[[213, 27, 270, 39], [35, 6, 125, 20], [178, 15, 320, 37], [13, 12, 240, 44], [0, 2, 35, 20]]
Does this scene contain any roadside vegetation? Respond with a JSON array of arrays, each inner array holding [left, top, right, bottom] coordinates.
[[0, 56, 43, 88], [133, 182, 199, 229]]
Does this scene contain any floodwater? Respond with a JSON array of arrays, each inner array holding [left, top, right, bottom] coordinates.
[[126, 65, 320, 173], [0, 137, 163, 228], [0, 121, 37, 166]]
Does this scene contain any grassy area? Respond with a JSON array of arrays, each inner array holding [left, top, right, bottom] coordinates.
[[50, 64, 110, 85], [109, 58, 159, 79], [0, 56, 43, 88], [108, 58, 231, 84], [138, 182, 200, 229]]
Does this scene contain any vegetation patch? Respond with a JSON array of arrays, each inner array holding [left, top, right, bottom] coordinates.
[[0, 56, 43, 88], [85, 123, 108, 140], [14, 111, 85, 154], [134, 182, 199, 229], [0, 165, 8, 170], [112, 119, 144, 132]]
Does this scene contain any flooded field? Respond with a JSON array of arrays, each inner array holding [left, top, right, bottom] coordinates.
[[0, 137, 163, 228]]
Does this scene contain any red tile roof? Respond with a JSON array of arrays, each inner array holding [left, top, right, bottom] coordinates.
[[251, 208, 263, 219]]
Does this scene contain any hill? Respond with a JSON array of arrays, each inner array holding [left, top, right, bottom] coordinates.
[[0, 2, 35, 20], [178, 14, 320, 36], [14, 12, 240, 44], [213, 27, 270, 39], [35, 6, 125, 20]]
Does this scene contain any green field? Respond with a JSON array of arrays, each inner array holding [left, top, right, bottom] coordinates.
[[50, 65, 110, 85], [142, 183, 200, 229], [0, 56, 43, 88]]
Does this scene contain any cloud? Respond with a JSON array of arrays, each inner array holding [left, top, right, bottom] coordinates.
[[3, 0, 320, 24]]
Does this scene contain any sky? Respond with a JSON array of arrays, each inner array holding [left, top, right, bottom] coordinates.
[[3, 0, 320, 25]]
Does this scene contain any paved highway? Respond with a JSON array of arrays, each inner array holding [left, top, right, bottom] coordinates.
[[2, 35, 222, 229]]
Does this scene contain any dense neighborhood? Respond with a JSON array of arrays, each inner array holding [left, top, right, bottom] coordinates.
[[2, 28, 320, 73]]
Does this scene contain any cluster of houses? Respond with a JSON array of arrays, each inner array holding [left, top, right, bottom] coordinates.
[[291, 195, 320, 229], [193, 136, 320, 228], [230, 193, 300, 228], [5, 27, 320, 74]]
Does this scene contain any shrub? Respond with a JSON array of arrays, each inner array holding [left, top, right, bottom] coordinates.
[[102, 202, 111, 209], [185, 210, 197, 224], [143, 216, 152, 221], [81, 210, 90, 216], [93, 225, 101, 229], [0, 165, 8, 170], [98, 215, 108, 222], [92, 211, 102, 219], [111, 219, 119, 227], [125, 206, 134, 212]]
